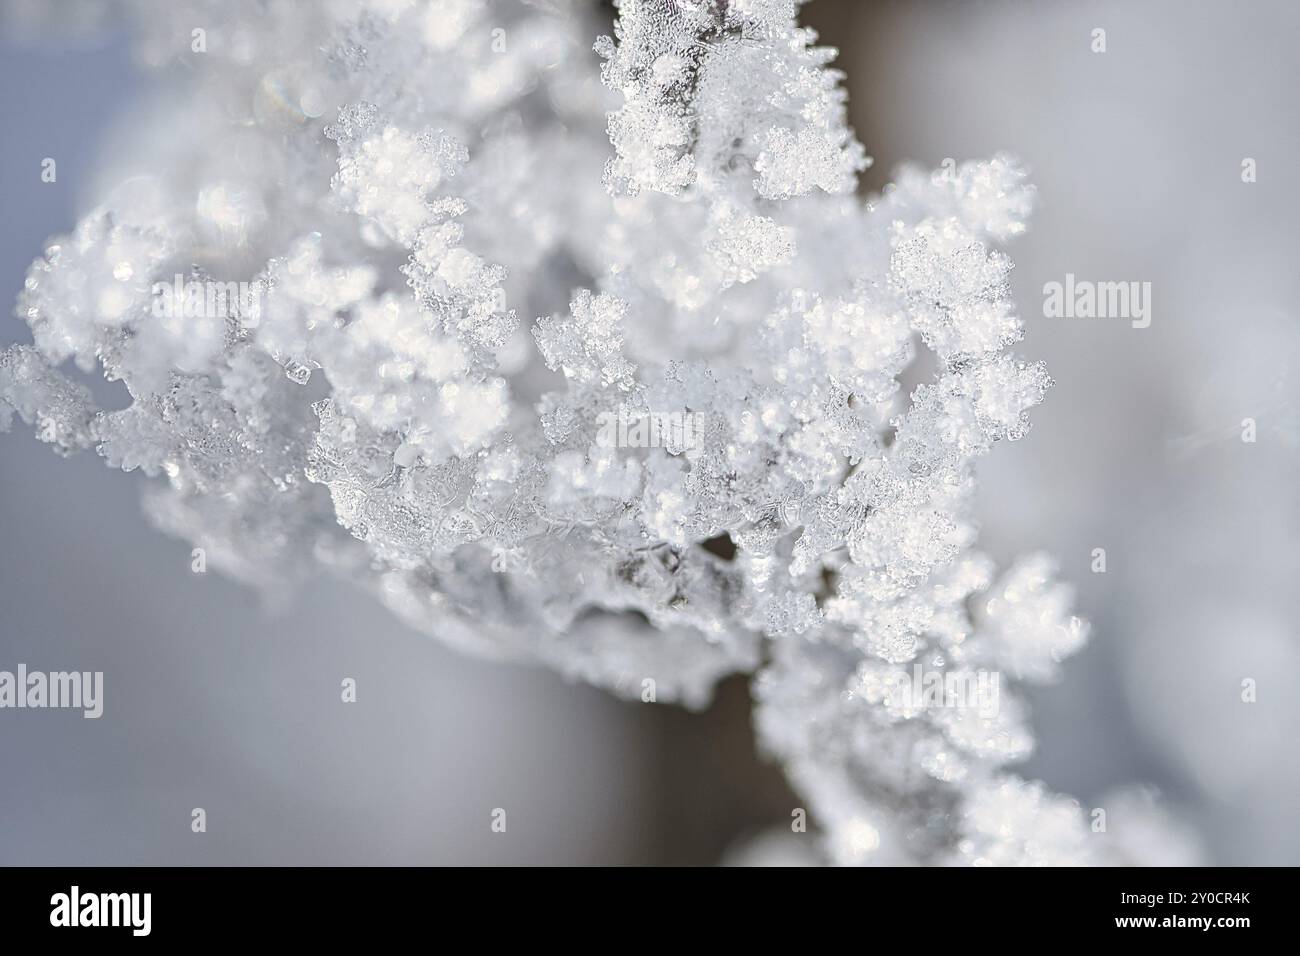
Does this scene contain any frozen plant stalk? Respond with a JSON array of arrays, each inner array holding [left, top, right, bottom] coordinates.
[[1, 0, 1189, 864]]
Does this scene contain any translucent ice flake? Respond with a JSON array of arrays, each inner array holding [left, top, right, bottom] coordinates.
[[327, 292, 507, 461], [0, 346, 97, 454], [534, 290, 636, 390], [16, 212, 173, 373], [707, 204, 795, 286], [969, 356, 1052, 442], [890, 218, 1022, 362], [598, 0, 867, 199], [254, 234, 375, 376], [978, 554, 1089, 682], [890, 154, 1037, 245], [331, 115, 468, 246], [754, 125, 866, 200]]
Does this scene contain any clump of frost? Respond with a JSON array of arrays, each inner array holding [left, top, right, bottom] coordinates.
[[0, 0, 1197, 865]]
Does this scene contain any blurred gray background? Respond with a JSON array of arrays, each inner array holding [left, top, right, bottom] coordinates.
[[2, 0, 1297, 864]]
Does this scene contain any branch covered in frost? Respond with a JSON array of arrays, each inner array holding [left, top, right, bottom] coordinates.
[[1, 0, 1197, 865]]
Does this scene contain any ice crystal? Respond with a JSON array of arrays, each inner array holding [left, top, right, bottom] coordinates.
[[1, 0, 1188, 864]]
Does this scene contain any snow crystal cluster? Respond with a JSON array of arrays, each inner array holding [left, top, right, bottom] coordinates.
[[1, 0, 1186, 864]]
